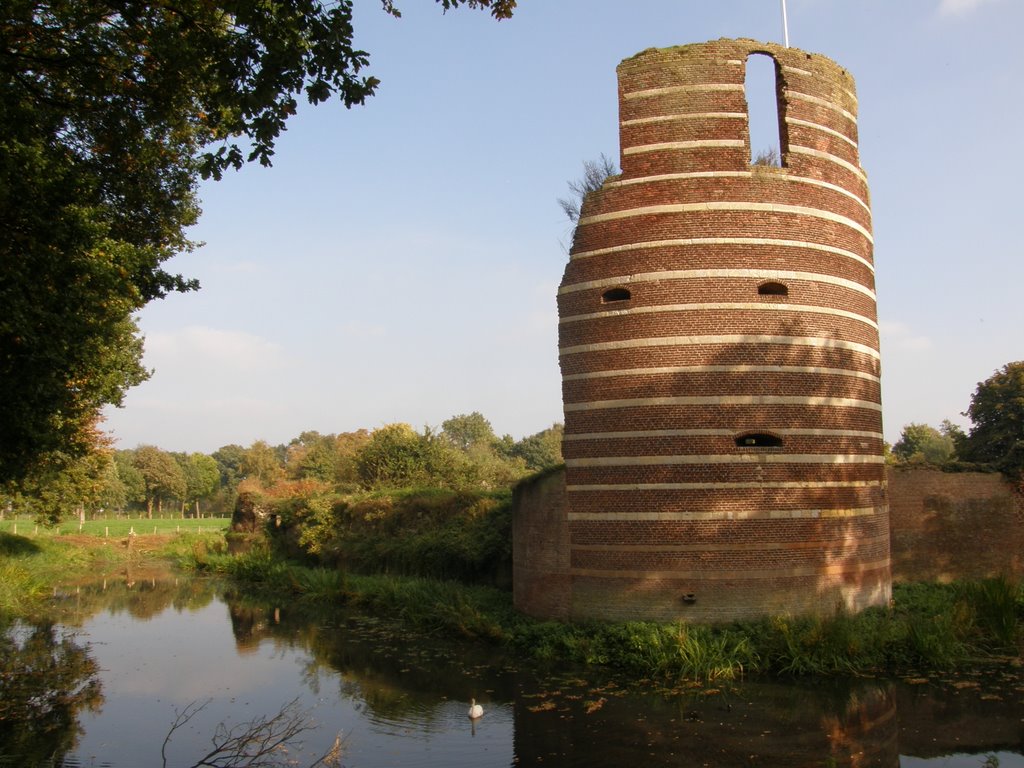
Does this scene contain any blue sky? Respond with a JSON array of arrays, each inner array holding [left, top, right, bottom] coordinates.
[[102, 0, 1024, 453]]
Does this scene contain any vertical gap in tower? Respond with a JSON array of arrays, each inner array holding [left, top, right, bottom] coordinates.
[[746, 53, 784, 167]]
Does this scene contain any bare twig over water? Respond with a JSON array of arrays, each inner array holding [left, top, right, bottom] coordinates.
[[162, 697, 344, 768]]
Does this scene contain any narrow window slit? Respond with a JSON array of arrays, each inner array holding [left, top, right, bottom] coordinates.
[[602, 287, 631, 303], [736, 433, 783, 448]]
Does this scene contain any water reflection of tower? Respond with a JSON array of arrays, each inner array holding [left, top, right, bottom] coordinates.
[[510, 679, 899, 767], [557, 39, 890, 622]]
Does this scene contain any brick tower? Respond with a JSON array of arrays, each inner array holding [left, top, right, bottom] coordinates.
[[556, 39, 890, 622]]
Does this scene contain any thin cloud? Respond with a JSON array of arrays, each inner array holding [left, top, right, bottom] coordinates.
[[938, 0, 1000, 16]]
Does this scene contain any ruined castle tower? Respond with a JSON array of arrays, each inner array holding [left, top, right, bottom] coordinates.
[[555, 39, 890, 622]]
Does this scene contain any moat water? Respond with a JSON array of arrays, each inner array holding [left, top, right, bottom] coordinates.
[[2, 571, 1023, 767]]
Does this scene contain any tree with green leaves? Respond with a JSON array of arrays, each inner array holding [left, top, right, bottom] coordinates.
[[356, 422, 498, 489], [212, 444, 247, 490], [0, 0, 516, 484], [506, 423, 564, 471], [959, 361, 1024, 481], [333, 430, 372, 487], [177, 452, 221, 517], [132, 445, 186, 517], [286, 431, 339, 483], [240, 440, 286, 488], [0, 422, 116, 524], [441, 412, 497, 451], [113, 450, 147, 512], [892, 422, 957, 466], [355, 423, 436, 489]]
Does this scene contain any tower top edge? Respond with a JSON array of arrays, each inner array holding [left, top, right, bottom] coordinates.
[[618, 38, 856, 93]]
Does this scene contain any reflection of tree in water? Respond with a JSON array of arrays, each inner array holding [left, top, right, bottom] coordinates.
[[220, 593, 514, 723], [0, 619, 104, 765], [51, 570, 217, 627]]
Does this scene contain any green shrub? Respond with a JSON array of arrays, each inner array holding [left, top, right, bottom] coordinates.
[[286, 487, 513, 585]]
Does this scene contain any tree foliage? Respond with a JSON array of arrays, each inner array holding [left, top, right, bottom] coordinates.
[[355, 424, 449, 489], [892, 422, 957, 466], [212, 444, 248, 491], [284, 430, 368, 487], [0, 421, 117, 524], [240, 440, 285, 488], [178, 452, 221, 515], [441, 412, 496, 452], [1, 410, 558, 524], [960, 361, 1024, 480], [113, 450, 146, 506], [505, 423, 564, 471], [355, 419, 545, 491], [0, 0, 515, 484], [132, 445, 187, 517]]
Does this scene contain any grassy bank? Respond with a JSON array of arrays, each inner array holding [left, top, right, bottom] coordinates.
[[0, 529, 227, 617], [184, 545, 1024, 682]]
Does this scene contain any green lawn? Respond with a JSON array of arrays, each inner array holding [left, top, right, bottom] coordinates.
[[0, 516, 230, 537]]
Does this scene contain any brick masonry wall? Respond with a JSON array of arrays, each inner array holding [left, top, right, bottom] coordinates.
[[513, 467, 1023, 620], [887, 467, 1024, 582], [549, 39, 889, 622], [512, 469, 571, 620]]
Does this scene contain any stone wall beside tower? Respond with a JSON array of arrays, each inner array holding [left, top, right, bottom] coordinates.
[[547, 39, 889, 622]]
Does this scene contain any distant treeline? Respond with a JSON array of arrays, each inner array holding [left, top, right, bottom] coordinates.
[[1, 413, 563, 525]]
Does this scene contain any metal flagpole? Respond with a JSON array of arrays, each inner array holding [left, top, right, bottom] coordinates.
[[781, 0, 790, 47]]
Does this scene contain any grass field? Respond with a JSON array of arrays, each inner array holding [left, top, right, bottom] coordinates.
[[0, 516, 230, 537]]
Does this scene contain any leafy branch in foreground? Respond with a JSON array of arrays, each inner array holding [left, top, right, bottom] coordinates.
[[1, 0, 517, 485], [161, 697, 343, 768]]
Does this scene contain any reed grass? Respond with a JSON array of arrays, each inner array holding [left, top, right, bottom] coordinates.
[[343, 572, 512, 641], [949, 576, 1021, 650], [182, 544, 348, 605]]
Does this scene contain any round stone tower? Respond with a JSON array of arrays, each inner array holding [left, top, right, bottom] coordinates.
[[557, 39, 890, 622]]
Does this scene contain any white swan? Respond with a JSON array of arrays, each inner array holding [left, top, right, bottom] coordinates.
[[468, 698, 484, 719]]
